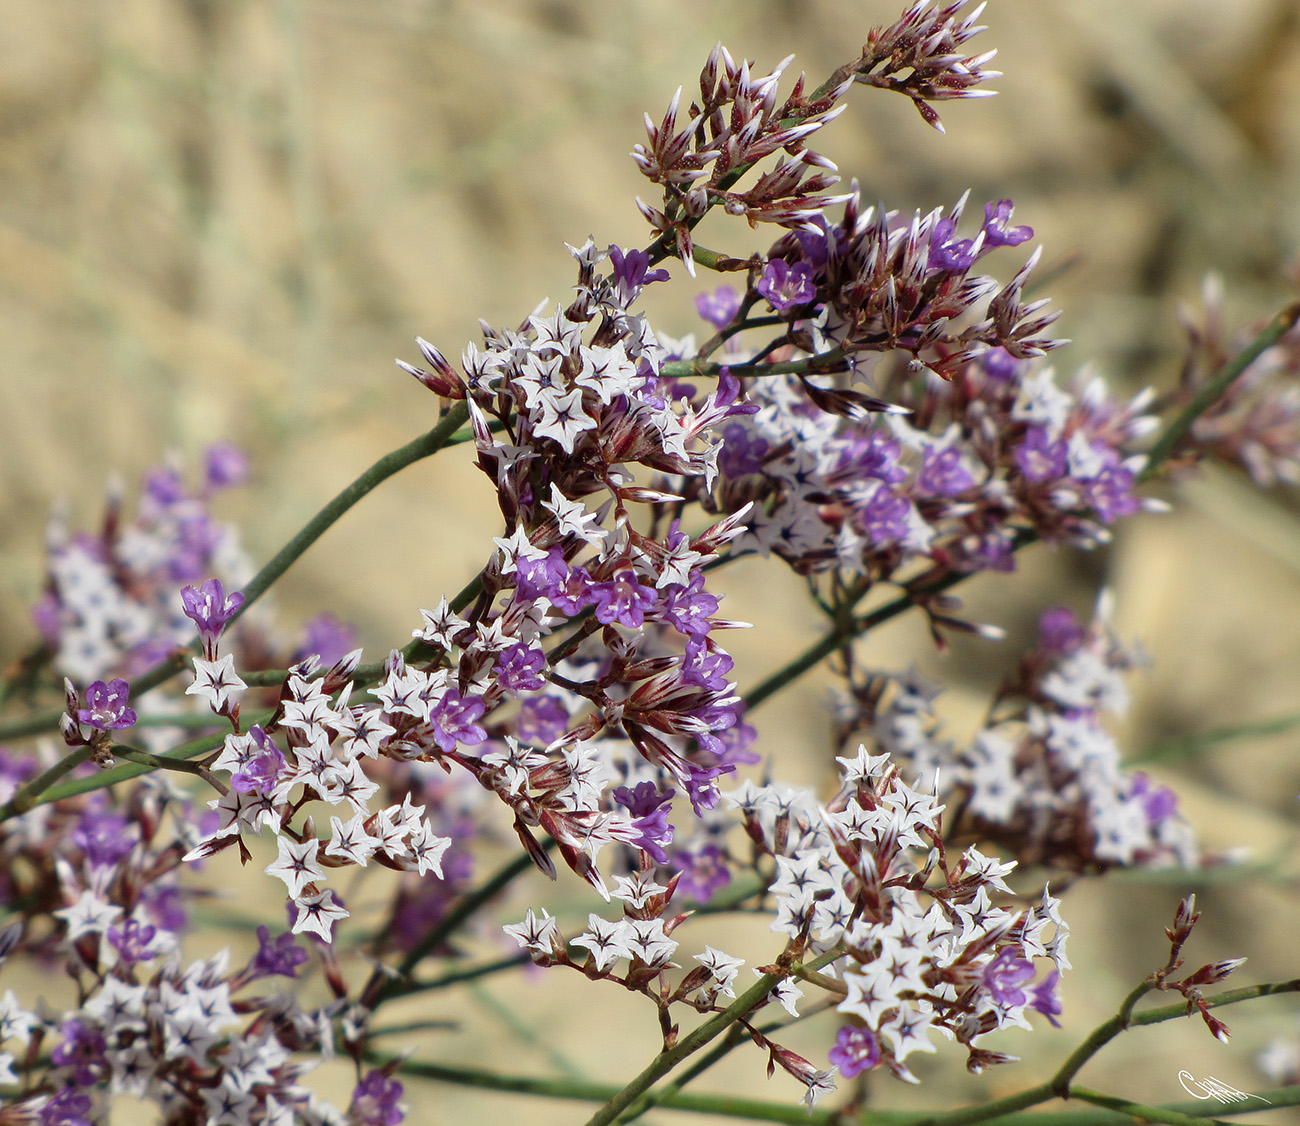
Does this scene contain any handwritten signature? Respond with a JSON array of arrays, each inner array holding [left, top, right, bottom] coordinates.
[[1178, 1070, 1271, 1106]]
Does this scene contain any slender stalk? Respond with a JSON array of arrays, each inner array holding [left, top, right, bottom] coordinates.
[[1140, 302, 1300, 483], [584, 948, 842, 1126]]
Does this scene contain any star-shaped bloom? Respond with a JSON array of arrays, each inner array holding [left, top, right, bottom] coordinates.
[[186, 655, 247, 714], [530, 385, 596, 453], [54, 890, 123, 942], [290, 890, 349, 943], [264, 835, 325, 899]]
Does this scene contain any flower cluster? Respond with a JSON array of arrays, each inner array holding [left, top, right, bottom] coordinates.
[[0, 2, 1284, 1120], [833, 600, 1197, 871], [30, 445, 250, 687]]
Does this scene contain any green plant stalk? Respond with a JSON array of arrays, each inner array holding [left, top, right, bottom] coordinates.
[[583, 947, 842, 1126], [1139, 301, 1300, 483]]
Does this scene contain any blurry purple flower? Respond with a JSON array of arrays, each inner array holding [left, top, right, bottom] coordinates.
[[983, 947, 1036, 1006], [695, 285, 741, 329], [350, 1070, 406, 1126], [76, 679, 137, 731], [757, 259, 817, 312], [828, 1024, 880, 1077], [1037, 607, 1085, 654], [517, 695, 570, 745], [1015, 427, 1068, 482], [107, 916, 158, 964], [250, 924, 309, 979], [39, 1088, 94, 1126], [1030, 969, 1063, 1027], [1131, 772, 1178, 824], [919, 446, 974, 496], [673, 841, 731, 903], [51, 1020, 107, 1086], [203, 442, 249, 490], [297, 612, 359, 667]]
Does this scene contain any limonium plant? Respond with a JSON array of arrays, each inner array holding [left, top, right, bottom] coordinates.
[[1, 2, 1299, 1124]]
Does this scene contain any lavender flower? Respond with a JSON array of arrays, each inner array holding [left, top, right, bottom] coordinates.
[[76, 679, 137, 731], [180, 577, 245, 659]]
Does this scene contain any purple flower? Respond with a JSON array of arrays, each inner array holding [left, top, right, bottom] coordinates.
[[350, 1070, 406, 1126], [203, 442, 249, 490], [608, 244, 670, 307], [614, 782, 676, 864], [231, 728, 286, 795], [76, 678, 137, 731], [428, 689, 487, 753], [250, 924, 309, 979], [592, 569, 658, 629], [658, 574, 720, 638], [830, 432, 907, 485], [828, 1024, 880, 1077], [756, 259, 817, 313], [982, 199, 1034, 247], [1015, 426, 1068, 482], [180, 577, 245, 658], [107, 916, 158, 964], [929, 217, 975, 271], [919, 446, 974, 496], [296, 612, 358, 666], [695, 285, 741, 329], [495, 644, 547, 692], [983, 947, 1036, 1007], [1029, 969, 1063, 1026]]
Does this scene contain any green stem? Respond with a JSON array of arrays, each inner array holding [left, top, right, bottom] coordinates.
[[109, 744, 229, 794], [660, 348, 849, 380], [584, 948, 841, 1126], [1140, 301, 1300, 483], [1068, 1088, 1233, 1126]]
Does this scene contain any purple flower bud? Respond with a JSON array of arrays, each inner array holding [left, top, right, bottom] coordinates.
[[76, 679, 137, 731], [1029, 969, 1062, 1027]]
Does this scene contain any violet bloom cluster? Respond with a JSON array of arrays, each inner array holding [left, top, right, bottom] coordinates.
[[30, 448, 252, 688], [843, 599, 1196, 871]]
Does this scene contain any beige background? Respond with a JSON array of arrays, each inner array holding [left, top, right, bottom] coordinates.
[[3, 0, 1300, 1121]]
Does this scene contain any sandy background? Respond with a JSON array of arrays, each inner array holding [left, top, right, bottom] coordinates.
[[3, 0, 1300, 1121]]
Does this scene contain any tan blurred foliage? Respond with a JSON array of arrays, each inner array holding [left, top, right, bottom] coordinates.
[[3, 0, 1300, 1121]]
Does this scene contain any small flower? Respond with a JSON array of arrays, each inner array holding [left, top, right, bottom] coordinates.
[[350, 1069, 406, 1126], [828, 1023, 880, 1078], [76, 678, 137, 731], [186, 654, 247, 714], [180, 578, 245, 658], [756, 259, 817, 313], [249, 925, 309, 979]]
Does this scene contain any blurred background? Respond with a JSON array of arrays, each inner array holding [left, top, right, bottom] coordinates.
[[2, 0, 1299, 1121]]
